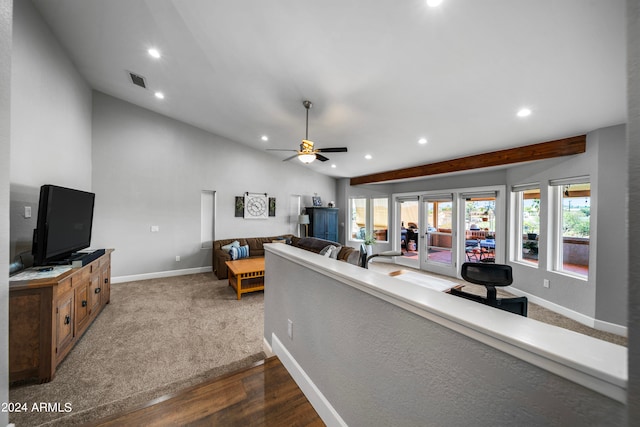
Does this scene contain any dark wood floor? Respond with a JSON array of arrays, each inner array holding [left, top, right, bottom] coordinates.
[[89, 357, 324, 427]]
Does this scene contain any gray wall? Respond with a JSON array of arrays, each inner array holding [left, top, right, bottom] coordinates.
[[0, 0, 12, 424], [348, 128, 627, 327], [91, 92, 336, 277], [628, 0, 640, 421], [9, 0, 93, 262], [506, 126, 626, 325], [264, 251, 625, 426], [595, 125, 628, 324]]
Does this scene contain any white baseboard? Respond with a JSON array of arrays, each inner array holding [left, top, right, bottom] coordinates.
[[112, 266, 212, 284], [594, 319, 628, 337], [263, 337, 274, 358], [272, 334, 347, 427], [509, 287, 628, 337]]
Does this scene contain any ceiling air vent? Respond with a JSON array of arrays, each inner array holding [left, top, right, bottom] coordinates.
[[128, 71, 147, 89]]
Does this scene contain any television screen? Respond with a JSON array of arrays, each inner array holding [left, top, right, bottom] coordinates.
[[33, 185, 96, 266]]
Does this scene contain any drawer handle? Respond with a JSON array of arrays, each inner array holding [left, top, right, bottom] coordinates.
[[82, 300, 87, 307], [104, 278, 108, 284], [64, 315, 71, 325], [95, 287, 101, 294]]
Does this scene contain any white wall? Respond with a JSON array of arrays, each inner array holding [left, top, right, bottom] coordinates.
[[9, 0, 93, 261], [0, 0, 12, 424], [91, 92, 337, 277]]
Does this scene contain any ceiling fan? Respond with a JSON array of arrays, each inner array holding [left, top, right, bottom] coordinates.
[[268, 100, 348, 164]]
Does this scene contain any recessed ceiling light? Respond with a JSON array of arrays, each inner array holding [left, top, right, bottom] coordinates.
[[418, 138, 428, 145], [261, 135, 269, 141], [148, 48, 161, 59], [331, 164, 337, 168], [154, 91, 165, 99], [365, 154, 372, 160], [427, 0, 443, 7], [517, 108, 532, 117]]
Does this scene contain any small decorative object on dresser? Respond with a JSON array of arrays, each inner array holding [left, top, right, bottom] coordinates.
[[328, 201, 335, 207], [312, 196, 322, 206]]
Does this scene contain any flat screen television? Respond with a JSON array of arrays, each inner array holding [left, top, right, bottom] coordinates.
[[32, 185, 96, 266]]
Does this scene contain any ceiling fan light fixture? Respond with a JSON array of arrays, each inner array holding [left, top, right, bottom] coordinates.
[[298, 153, 316, 164]]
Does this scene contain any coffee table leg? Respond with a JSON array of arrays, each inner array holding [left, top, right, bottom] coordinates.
[[236, 275, 242, 300]]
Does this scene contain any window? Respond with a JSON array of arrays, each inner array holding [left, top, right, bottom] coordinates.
[[350, 198, 367, 240], [512, 186, 540, 265], [551, 179, 590, 278], [349, 197, 389, 242], [372, 198, 389, 241]]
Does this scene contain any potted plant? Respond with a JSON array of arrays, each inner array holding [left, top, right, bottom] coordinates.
[[522, 241, 538, 256], [363, 233, 376, 256]]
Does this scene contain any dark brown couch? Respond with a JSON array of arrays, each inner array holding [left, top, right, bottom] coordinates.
[[213, 235, 360, 279]]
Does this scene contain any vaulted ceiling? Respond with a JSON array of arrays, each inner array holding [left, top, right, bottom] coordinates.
[[33, 0, 626, 179]]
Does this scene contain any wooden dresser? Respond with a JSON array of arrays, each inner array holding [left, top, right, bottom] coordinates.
[[9, 249, 113, 384]]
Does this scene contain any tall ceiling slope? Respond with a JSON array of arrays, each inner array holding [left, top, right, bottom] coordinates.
[[32, 0, 626, 178]]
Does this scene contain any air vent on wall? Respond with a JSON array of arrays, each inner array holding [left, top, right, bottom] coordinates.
[[128, 71, 147, 89]]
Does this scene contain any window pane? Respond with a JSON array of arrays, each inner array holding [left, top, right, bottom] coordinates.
[[559, 183, 590, 277], [464, 197, 496, 263], [350, 198, 367, 240], [520, 189, 540, 265], [372, 198, 389, 241]]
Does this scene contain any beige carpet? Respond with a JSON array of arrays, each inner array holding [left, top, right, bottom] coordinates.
[[368, 262, 628, 347], [9, 273, 266, 426]]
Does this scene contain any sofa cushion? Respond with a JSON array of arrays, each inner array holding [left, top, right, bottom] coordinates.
[[319, 244, 342, 259], [221, 240, 240, 253], [229, 245, 250, 260]]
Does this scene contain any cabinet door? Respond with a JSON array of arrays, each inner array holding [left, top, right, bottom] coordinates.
[[89, 273, 102, 315], [74, 283, 90, 332], [325, 209, 338, 242], [55, 293, 74, 356], [101, 264, 111, 304], [313, 210, 327, 239]]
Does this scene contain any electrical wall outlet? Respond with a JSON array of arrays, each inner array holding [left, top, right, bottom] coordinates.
[[175, 255, 180, 262], [287, 319, 293, 340], [150, 225, 159, 232], [24, 206, 32, 218], [543, 279, 550, 288]]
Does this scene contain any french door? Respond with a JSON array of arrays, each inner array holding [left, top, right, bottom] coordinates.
[[421, 194, 457, 277], [395, 197, 420, 268]]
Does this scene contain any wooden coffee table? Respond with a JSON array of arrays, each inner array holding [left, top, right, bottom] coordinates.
[[225, 257, 265, 300]]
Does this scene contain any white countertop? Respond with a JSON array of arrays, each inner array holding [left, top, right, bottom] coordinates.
[[265, 243, 627, 403]]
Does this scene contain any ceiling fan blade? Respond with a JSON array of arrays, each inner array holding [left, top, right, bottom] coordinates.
[[282, 154, 299, 162], [315, 153, 330, 162], [316, 147, 348, 153], [267, 148, 298, 152]]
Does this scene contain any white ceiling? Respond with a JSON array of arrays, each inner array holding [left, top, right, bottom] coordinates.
[[32, 0, 626, 179]]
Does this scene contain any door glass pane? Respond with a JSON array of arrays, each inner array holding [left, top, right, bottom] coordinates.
[[519, 189, 540, 265], [372, 198, 389, 242], [559, 183, 590, 277], [426, 198, 452, 265], [350, 198, 367, 240], [400, 200, 419, 259], [463, 197, 496, 263]]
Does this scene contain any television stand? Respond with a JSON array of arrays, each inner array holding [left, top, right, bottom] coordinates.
[[8, 249, 114, 384]]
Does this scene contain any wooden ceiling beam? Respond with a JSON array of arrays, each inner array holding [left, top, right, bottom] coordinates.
[[350, 135, 587, 186]]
